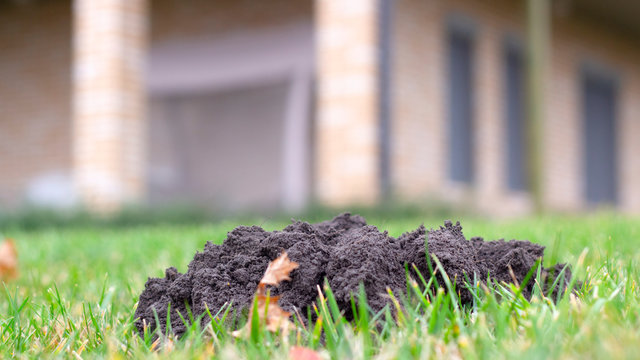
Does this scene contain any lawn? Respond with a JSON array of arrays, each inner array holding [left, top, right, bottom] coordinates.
[[1, 214, 639, 359]]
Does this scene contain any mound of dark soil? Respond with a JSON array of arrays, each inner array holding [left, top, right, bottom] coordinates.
[[134, 213, 572, 337]]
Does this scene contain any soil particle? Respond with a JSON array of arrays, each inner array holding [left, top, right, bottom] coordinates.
[[134, 213, 573, 337]]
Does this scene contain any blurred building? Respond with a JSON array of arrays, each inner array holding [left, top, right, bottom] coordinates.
[[0, 0, 639, 215]]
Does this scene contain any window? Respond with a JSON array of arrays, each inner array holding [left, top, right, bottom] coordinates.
[[582, 66, 618, 205], [447, 23, 475, 183], [504, 40, 527, 191]]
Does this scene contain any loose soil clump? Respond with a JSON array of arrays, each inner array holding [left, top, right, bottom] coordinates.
[[134, 213, 573, 337]]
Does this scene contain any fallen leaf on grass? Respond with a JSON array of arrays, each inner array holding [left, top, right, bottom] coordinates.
[[0, 238, 18, 279], [231, 294, 296, 338], [233, 252, 299, 337], [257, 294, 294, 333], [164, 337, 174, 352], [289, 346, 323, 360]]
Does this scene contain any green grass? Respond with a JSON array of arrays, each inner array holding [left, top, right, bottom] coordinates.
[[1, 214, 639, 359]]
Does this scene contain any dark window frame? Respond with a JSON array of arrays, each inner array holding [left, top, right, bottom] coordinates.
[[503, 36, 528, 192], [446, 15, 476, 184], [581, 62, 619, 205]]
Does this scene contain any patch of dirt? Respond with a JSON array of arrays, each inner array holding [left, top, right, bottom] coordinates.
[[134, 213, 573, 337]]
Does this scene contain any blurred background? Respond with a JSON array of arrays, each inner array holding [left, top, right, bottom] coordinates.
[[0, 0, 639, 222]]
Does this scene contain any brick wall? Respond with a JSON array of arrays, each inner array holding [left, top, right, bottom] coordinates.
[[0, 0, 72, 208], [391, 0, 640, 214], [549, 12, 640, 213], [392, 0, 446, 197]]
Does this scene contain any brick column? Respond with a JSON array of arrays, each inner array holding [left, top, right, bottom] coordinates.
[[72, 0, 148, 212], [315, 0, 379, 206]]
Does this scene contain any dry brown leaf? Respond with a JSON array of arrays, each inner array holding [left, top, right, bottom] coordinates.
[[232, 252, 299, 337], [289, 346, 323, 360], [232, 293, 297, 337], [164, 337, 175, 352], [259, 295, 293, 333], [0, 238, 18, 280], [260, 252, 299, 287]]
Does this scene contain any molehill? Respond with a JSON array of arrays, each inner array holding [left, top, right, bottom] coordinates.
[[134, 213, 573, 337]]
